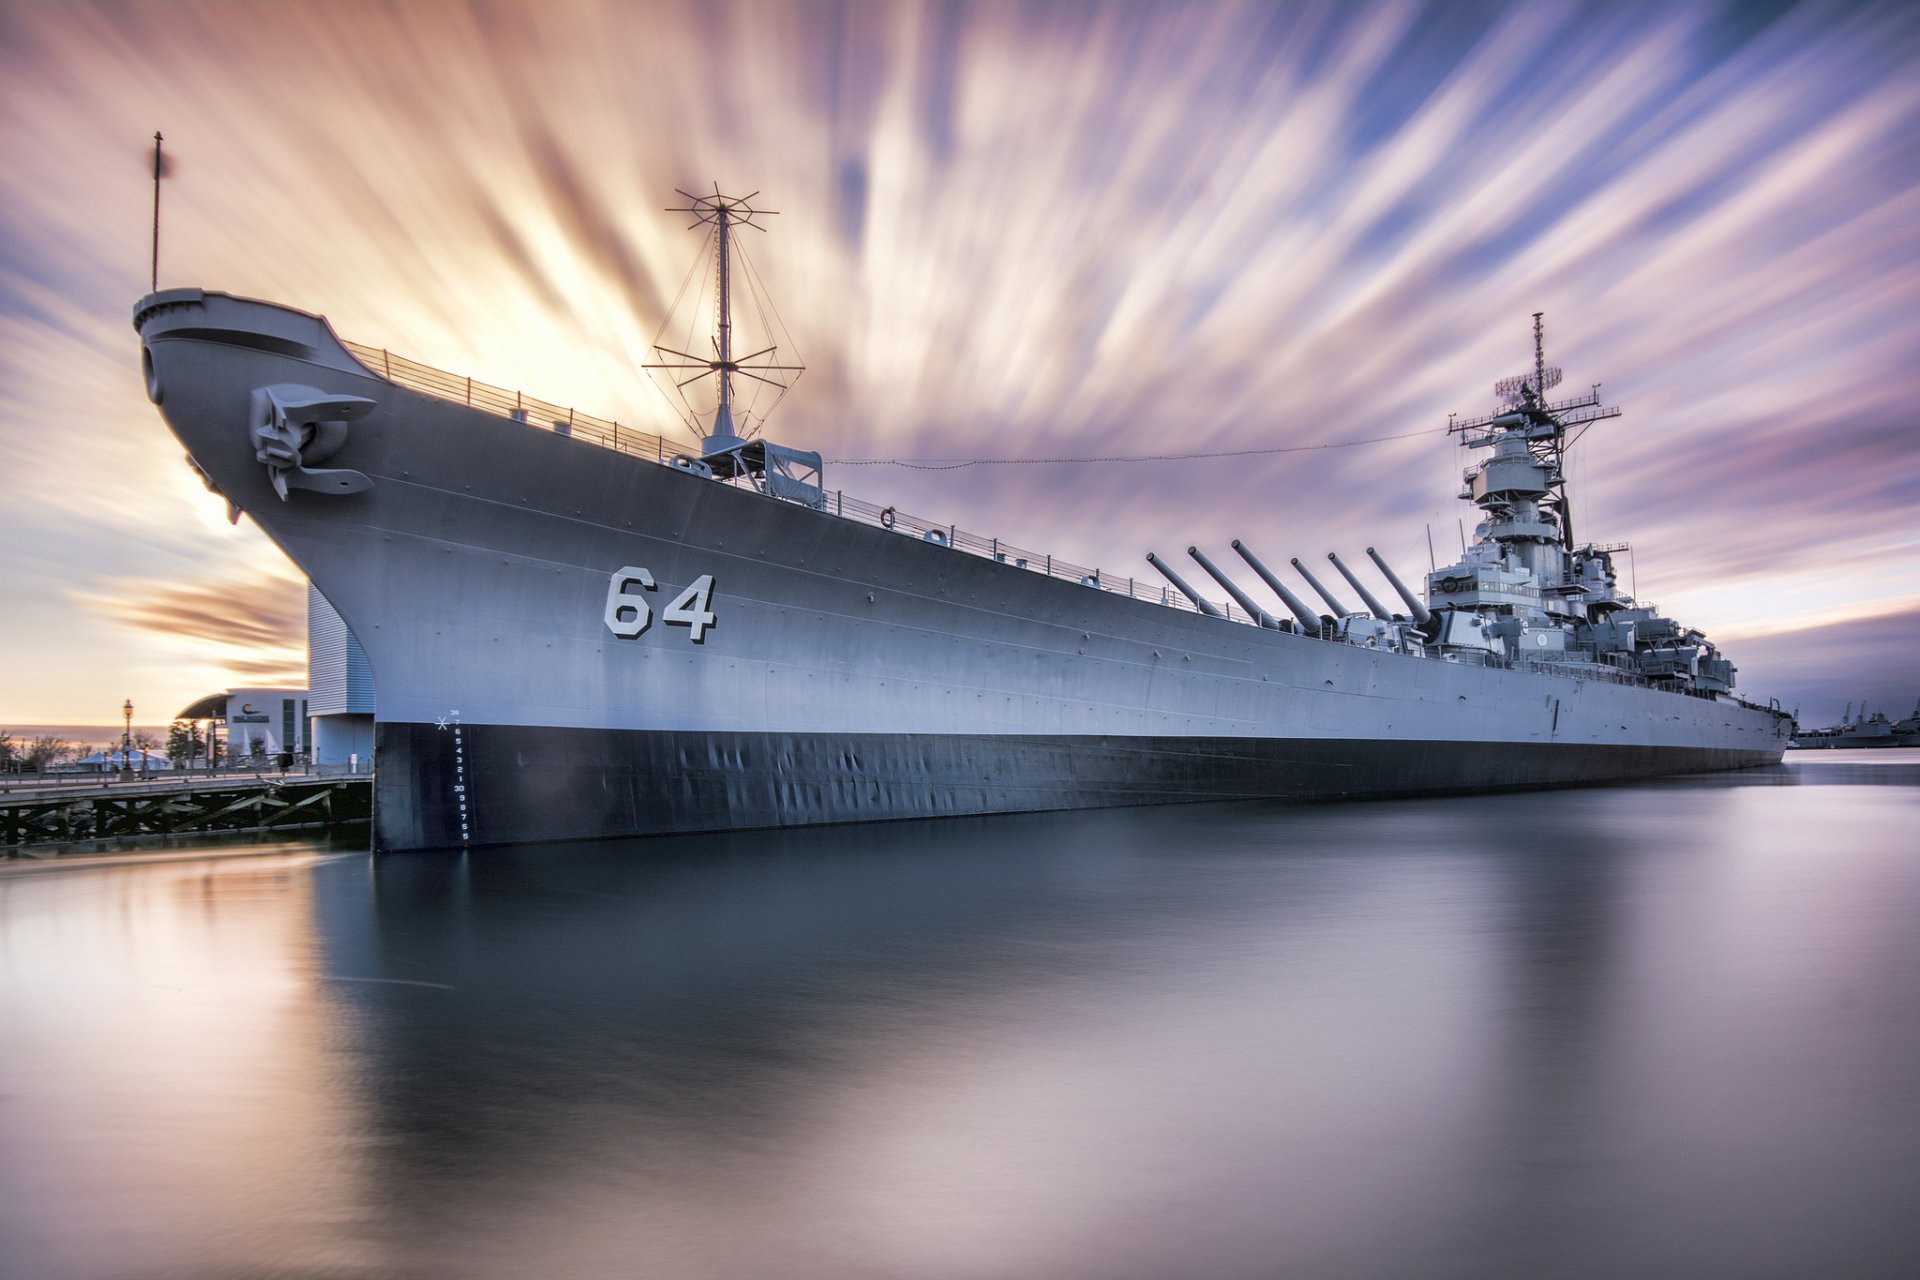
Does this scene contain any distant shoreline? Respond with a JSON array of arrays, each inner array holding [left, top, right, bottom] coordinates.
[[2, 724, 178, 747]]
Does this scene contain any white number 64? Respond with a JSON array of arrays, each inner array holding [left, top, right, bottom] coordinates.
[[605, 568, 718, 643]]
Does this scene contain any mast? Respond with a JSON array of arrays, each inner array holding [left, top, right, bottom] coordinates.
[[713, 195, 734, 442], [646, 187, 804, 461], [1534, 312, 1547, 407], [1534, 311, 1571, 547], [150, 132, 164, 293]]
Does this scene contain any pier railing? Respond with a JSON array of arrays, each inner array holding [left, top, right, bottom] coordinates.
[[341, 339, 1260, 625], [2, 776, 371, 850]]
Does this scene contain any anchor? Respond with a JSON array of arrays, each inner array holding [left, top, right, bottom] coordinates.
[[248, 384, 376, 499]]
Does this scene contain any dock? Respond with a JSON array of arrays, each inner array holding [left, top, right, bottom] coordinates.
[[1, 773, 371, 852]]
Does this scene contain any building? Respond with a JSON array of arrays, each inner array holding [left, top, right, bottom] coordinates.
[[308, 584, 374, 768], [175, 688, 309, 763], [171, 585, 371, 772]]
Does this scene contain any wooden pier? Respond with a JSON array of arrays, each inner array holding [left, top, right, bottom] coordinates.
[[1, 774, 371, 851]]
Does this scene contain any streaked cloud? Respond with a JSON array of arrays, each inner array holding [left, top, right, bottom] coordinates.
[[76, 568, 308, 660], [66, 563, 312, 709], [0, 0, 1915, 722]]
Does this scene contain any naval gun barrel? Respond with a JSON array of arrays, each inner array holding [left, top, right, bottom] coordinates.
[[1230, 541, 1321, 629], [1328, 552, 1393, 621], [1365, 546, 1432, 625], [1145, 553, 1224, 619], [1188, 547, 1281, 629], [1291, 557, 1352, 617]]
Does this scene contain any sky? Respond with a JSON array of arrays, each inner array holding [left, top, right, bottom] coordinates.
[[1, 0, 1915, 729]]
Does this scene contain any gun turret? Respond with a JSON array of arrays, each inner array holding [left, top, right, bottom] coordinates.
[[1291, 557, 1351, 617], [1328, 552, 1392, 621], [1146, 552, 1224, 619], [1365, 546, 1433, 625], [1189, 547, 1282, 629], [1231, 541, 1321, 629]]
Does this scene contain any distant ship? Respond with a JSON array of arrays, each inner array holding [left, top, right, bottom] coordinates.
[[135, 189, 1791, 852], [1789, 701, 1919, 748]]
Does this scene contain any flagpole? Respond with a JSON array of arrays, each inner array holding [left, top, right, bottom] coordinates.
[[151, 131, 163, 292]]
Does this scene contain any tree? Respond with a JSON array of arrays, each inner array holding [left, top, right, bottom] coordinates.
[[19, 736, 77, 773], [166, 721, 205, 766]]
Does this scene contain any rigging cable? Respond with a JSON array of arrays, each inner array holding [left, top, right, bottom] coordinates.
[[641, 235, 718, 438], [832, 426, 1449, 470], [733, 236, 802, 436]]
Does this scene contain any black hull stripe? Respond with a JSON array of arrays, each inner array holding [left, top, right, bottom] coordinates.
[[373, 723, 1782, 852]]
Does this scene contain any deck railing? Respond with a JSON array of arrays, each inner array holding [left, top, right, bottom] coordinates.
[[341, 338, 1259, 624], [342, 340, 686, 466]]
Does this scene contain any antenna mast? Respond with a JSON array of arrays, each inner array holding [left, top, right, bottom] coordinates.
[[1534, 310, 1547, 403], [715, 191, 733, 437], [1535, 311, 1568, 543], [646, 187, 804, 456], [150, 131, 164, 293]]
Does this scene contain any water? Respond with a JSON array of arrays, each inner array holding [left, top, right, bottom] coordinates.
[[3, 753, 1917, 1280]]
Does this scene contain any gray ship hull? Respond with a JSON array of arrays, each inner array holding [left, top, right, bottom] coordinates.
[[136, 290, 1790, 852]]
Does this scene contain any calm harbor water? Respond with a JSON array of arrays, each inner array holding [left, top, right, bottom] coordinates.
[[3, 752, 1917, 1279]]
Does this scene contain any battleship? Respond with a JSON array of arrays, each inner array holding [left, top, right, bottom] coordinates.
[[134, 189, 1792, 852]]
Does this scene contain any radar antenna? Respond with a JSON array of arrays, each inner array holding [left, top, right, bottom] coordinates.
[[1449, 313, 1620, 549], [1494, 314, 1562, 405], [643, 186, 805, 454]]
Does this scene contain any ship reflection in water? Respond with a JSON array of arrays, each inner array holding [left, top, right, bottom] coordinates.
[[3, 754, 1918, 1279]]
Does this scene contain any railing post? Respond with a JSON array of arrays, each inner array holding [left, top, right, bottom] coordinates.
[[837, 490, 843, 516], [465, 376, 472, 406], [1046, 554, 1052, 577]]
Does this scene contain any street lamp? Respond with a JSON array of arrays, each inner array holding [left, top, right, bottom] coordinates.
[[121, 698, 134, 781]]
